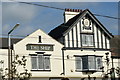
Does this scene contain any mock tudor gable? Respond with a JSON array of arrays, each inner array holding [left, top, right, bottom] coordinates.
[[49, 9, 113, 50]]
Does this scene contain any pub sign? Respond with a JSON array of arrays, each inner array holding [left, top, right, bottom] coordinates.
[[26, 44, 54, 51]]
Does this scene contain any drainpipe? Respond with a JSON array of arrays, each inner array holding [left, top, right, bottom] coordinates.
[[61, 49, 65, 75], [111, 56, 114, 69], [111, 57, 115, 80]]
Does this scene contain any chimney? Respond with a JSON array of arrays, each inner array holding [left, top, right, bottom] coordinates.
[[64, 8, 82, 23]]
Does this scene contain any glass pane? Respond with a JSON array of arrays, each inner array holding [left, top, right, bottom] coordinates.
[[88, 56, 95, 69], [50, 79, 61, 80], [82, 56, 88, 70], [96, 57, 102, 70], [75, 57, 82, 70], [38, 55, 44, 69], [31, 56, 37, 69], [82, 34, 93, 46], [82, 34, 87, 46], [88, 35, 93, 45], [44, 56, 50, 69]]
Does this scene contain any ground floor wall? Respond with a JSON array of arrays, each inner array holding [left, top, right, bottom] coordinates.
[[30, 77, 120, 80]]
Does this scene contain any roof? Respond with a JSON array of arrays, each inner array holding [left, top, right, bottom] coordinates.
[[49, 9, 113, 40], [110, 35, 120, 58], [48, 10, 85, 40], [48, 23, 69, 40], [0, 38, 22, 49]]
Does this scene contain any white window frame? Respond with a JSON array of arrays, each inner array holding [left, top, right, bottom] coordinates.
[[96, 56, 102, 71], [75, 56, 82, 71], [88, 56, 96, 70], [75, 55, 103, 71], [82, 34, 94, 47], [31, 54, 51, 71], [44, 55, 51, 70], [31, 55, 38, 70], [38, 54, 44, 70]]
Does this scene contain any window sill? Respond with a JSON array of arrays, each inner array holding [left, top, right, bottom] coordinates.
[[76, 69, 97, 74], [81, 46, 94, 48], [82, 69, 97, 72], [31, 69, 51, 72], [76, 69, 102, 72], [76, 69, 96, 72]]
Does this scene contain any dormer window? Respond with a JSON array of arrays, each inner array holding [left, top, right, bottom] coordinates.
[[82, 34, 94, 47]]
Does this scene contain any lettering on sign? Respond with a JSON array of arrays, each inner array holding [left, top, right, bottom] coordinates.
[[83, 26, 91, 30], [26, 44, 54, 51]]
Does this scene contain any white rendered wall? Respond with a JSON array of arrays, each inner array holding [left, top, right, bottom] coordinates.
[[13, 29, 64, 78], [63, 50, 112, 78]]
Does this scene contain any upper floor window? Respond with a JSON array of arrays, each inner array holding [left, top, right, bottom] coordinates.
[[75, 55, 102, 72], [82, 34, 94, 47], [31, 54, 50, 71], [39, 36, 42, 43]]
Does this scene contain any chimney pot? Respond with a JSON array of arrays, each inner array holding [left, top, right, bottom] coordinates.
[[78, 9, 81, 12], [73, 9, 75, 12], [75, 9, 78, 12], [68, 9, 70, 11], [67, 9, 69, 11], [64, 8, 82, 22], [65, 8, 67, 11]]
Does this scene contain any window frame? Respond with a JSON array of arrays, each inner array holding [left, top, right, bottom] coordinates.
[[31, 54, 51, 71], [95, 56, 103, 71], [31, 55, 38, 70], [44, 55, 51, 70], [81, 34, 94, 47], [75, 55, 103, 72], [75, 56, 82, 71]]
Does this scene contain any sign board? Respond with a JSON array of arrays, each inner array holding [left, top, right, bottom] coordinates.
[[81, 19, 93, 33], [26, 44, 54, 51]]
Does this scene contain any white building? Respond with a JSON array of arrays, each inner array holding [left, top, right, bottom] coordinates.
[[14, 29, 64, 80], [49, 9, 115, 80], [0, 29, 64, 80], [0, 9, 119, 80]]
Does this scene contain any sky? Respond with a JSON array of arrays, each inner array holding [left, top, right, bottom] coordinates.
[[1, 0, 119, 38]]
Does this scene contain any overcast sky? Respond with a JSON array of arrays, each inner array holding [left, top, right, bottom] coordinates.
[[1, 0, 119, 38]]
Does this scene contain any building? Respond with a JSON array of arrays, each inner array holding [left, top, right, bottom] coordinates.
[[0, 9, 119, 80], [110, 35, 120, 79], [0, 29, 64, 80], [14, 29, 64, 80], [49, 9, 114, 80]]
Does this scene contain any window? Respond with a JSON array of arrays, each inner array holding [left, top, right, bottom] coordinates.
[[75, 57, 82, 70], [31, 56, 37, 69], [31, 54, 50, 70], [75, 55, 102, 71], [82, 34, 94, 46], [96, 57, 102, 71], [39, 36, 41, 43], [88, 56, 95, 70], [50, 78, 62, 80]]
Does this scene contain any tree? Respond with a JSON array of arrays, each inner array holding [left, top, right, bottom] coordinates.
[[0, 60, 4, 80], [2, 55, 32, 80], [115, 67, 120, 79]]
